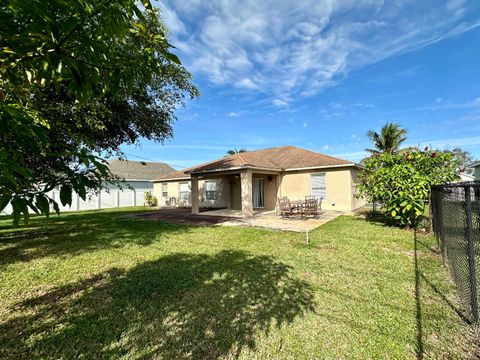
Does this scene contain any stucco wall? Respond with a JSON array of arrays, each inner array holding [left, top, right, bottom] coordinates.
[[252, 173, 278, 210], [350, 168, 366, 211], [154, 178, 229, 208], [278, 168, 361, 211]]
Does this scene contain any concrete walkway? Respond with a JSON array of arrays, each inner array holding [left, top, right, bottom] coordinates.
[[199, 209, 344, 232]]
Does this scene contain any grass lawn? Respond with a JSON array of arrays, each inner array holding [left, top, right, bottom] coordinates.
[[0, 207, 470, 359]]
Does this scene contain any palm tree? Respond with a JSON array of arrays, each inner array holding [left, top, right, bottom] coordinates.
[[226, 148, 247, 156], [366, 122, 408, 154]]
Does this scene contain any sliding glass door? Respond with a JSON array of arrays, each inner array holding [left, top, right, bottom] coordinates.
[[252, 178, 264, 208]]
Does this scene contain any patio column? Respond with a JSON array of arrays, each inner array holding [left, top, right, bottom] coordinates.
[[241, 170, 253, 217], [191, 176, 199, 214]]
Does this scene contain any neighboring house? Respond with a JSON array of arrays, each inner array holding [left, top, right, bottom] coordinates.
[[54, 159, 175, 211], [470, 161, 480, 180], [153, 146, 365, 217], [106, 159, 174, 190], [456, 172, 475, 182], [0, 159, 175, 215]]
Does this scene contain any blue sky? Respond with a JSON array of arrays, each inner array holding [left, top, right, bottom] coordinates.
[[122, 0, 480, 169]]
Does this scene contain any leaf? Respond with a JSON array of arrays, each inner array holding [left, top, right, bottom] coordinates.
[[59, 185, 72, 206], [35, 195, 50, 217], [165, 52, 181, 65], [391, 210, 396, 217], [26, 70, 33, 82]]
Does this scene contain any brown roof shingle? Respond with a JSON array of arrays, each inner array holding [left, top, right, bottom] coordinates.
[[108, 159, 175, 180], [186, 146, 354, 174]]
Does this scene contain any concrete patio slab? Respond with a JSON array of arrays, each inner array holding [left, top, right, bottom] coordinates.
[[199, 208, 344, 232], [127, 208, 344, 232]]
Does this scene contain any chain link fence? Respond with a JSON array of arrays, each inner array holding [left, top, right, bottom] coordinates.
[[431, 181, 480, 324]]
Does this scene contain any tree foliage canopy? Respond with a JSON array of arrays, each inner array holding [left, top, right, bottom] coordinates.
[[226, 148, 247, 156], [357, 148, 459, 228], [366, 122, 408, 154], [0, 0, 198, 224]]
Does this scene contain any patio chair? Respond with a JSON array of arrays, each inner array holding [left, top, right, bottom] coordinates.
[[278, 197, 294, 218], [302, 197, 320, 218]]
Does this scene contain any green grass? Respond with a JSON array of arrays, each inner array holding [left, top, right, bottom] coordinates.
[[0, 207, 470, 359]]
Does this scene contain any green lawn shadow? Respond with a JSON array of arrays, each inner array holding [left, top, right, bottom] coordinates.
[[0, 250, 315, 359], [0, 209, 192, 267]]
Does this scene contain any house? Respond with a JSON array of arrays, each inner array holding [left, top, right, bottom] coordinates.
[[470, 161, 480, 180], [107, 159, 174, 189], [457, 172, 475, 182], [153, 146, 365, 217], [1, 159, 176, 215], [98, 159, 175, 208]]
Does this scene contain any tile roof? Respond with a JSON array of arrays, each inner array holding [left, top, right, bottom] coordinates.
[[107, 159, 175, 181], [155, 146, 355, 180]]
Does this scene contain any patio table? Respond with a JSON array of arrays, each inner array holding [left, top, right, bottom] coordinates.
[[290, 200, 304, 215]]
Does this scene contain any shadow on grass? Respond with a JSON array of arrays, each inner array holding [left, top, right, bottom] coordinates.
[[0, 209, 192, 267], [413, 231, 471, 359], [0, 250, 315, 359]]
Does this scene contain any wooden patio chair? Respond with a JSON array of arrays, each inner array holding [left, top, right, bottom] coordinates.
[[278, 197, 294, 218]]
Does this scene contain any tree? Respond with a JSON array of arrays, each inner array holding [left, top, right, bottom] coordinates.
[[443, 148, 474, 173], [366, 122, 408, 154], [226, 148, 247, 156], [0, 1, 198, 224], [357, 148, 459, 228]]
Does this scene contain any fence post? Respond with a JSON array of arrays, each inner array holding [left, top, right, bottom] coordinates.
[[465, 186, 479, 323]]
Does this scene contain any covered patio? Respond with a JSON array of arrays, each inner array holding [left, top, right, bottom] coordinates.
[[189, 168, 280, 218]]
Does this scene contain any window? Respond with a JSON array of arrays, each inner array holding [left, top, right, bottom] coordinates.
[[205, 181, 217, 200], [162, 183, 168, 198], [310, 173, 326, 199], [179, 182, 190, 201]]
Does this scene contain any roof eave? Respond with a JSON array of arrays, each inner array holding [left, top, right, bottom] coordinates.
[[186, 165, 282, 175], [284, 163, 361, 171]]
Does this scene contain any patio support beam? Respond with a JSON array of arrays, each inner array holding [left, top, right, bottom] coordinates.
[[191, 176, 199, 214], [241, 170, 253, 217]]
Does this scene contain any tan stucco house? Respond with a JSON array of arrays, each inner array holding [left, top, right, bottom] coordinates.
[[153, 146, 365, 217]]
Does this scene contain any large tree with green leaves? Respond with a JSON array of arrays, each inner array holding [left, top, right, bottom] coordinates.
[[366, 122, 408, 154], [0, 0, 198, 224], [357, 148, 459, 228], [443, 148, 475, 174]]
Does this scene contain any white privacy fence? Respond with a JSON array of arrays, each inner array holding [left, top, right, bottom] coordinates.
[[0, 187, 150, 215]]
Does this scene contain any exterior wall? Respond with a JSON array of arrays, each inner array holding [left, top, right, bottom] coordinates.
[[252, 173, 278, 210], [473, 167, 480, 180], [278, 168, 363, 212], [154, 178, 229, 208], [229, 175, 242, 210], [350, 168, 366, 211]]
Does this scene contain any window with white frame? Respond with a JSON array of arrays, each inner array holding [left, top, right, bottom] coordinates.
[[205, 181, 217, 200], [162, 183, 168, 197], [179, 182, 190, 200], [310, 173, 326, 199]]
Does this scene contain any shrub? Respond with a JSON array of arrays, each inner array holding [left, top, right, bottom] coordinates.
[[357, 148, 459, 228], [144, 191, 158, 207]]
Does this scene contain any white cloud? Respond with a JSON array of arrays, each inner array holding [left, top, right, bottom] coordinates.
[[228, 112, 240, 117], [272, 98, 289, 107], [303, 121, 308, 128], [160, 0, 480, 98]]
